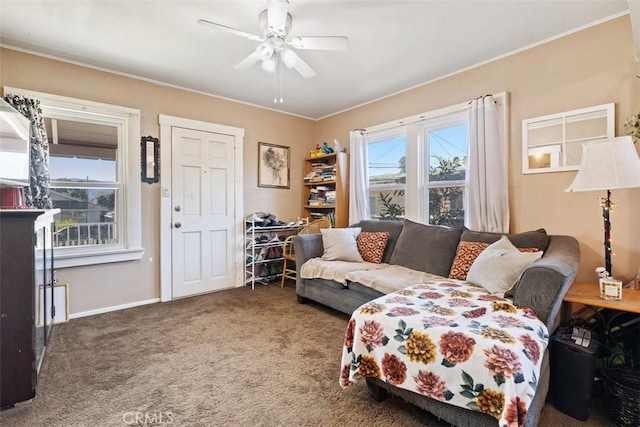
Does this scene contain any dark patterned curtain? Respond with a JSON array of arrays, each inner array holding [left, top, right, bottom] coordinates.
[[3, 94, 52, 209]]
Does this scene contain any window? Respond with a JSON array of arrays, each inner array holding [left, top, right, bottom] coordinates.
[[48, 119, 119, 247], [367, 131, 406, 220], [363, 94, 507, 226], [4, 87, 143, 267], [421, 114, 468, 226], [366, 111, 468, 225]]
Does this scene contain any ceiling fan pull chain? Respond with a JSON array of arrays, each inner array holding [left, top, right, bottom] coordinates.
[[279, 54, 284, 103]]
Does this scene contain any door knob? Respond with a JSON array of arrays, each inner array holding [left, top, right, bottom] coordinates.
[[174, 222, 182, 228], [174, 205, 181, 212]]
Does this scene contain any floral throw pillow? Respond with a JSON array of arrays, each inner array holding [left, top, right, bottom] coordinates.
[[356, 232, 390, 264], [449, 241, 489, 280]]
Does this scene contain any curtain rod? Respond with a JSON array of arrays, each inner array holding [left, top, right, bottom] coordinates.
[[354, 92, 504, 134]]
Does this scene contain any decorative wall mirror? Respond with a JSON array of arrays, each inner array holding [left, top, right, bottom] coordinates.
[[141, 136, 159, 183], [522, 103, 614, 174]]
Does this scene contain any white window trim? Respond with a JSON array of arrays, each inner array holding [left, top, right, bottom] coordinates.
[[4, 87, 143, 267]]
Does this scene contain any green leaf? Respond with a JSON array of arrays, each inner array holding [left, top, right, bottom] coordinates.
[[394, 334, 405, 342], [460, 384, 473, 391], [397, 345, 407, 354], [366, 345, 373, 353], [381, 336, 389, 346], [474, 383, 484, 393], [460, 390, 476, 399], [514, 372, 525, 384], [494, 373, 505, 387], [399, 319, 407, 331], [442, 358, 456, 368], [443, 390, 454, 401], [405, 327, 414, 335], [461, 370, 474, 387]]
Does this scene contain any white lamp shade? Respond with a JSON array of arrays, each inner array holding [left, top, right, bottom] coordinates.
[[566, 136, 640, 192], [255, 42, 274, 61], [261, 57, 276, 73]]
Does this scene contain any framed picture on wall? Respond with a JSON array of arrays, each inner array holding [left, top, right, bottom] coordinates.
[[258, 142, 290, 189]]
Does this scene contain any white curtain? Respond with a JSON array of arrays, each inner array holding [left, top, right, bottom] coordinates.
[[465, 95, 509, 232], [349, 131, 370, 224]]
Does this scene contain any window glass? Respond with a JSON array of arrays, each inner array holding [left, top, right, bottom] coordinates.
[[424, 122, 468, 227], [45, 118, 120, 248], [368, 134, 406, 220]]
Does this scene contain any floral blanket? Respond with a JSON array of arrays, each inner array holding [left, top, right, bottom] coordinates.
[[339, 280, 549, 427]]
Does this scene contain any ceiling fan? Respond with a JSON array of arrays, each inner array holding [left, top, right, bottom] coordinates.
[[198, 0, 348, 79]]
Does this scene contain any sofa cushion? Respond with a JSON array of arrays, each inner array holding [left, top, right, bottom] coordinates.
[[460, 227, 549, 252], [388, 219, 463, 277], [356, 220, 404, 263], [356, 231, 389, 264], [466, 235, 543, 295], [320, 228, 364, 262]]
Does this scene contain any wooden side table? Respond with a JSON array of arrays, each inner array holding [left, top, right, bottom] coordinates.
[[564, 282, 640, 314]]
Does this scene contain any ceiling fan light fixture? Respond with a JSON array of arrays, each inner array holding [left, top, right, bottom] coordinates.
[[255, 42, 274, 61], [281, 48, 297, 68], [261, 57, 276, 73]]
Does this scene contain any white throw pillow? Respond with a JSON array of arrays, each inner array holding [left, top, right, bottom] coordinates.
[[320, 227, 364, 262], [466, 235, 542, 296]]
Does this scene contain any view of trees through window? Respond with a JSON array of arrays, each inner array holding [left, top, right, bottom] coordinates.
[[368, 135, 406, 219], [367, 121, 467, 225]]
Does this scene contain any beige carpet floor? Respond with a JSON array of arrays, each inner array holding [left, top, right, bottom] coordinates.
[[1, 283, 614, 427]]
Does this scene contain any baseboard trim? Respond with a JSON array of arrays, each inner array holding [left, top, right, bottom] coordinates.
[[69, 298, 160, 319]]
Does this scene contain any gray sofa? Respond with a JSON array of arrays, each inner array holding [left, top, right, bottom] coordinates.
[[294, 219, 580, 427]]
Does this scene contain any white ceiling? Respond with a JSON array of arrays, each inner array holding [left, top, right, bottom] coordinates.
[[0, 1, 634, 120]]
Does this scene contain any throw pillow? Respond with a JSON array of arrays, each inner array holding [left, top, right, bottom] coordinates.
[[356, 231, 390, 264], [321, 227, 364, 262], [448, 241, 490, 280], [466, 235, 543, 296], [449, 241, 541, 281], [389, 219, 463, 277]]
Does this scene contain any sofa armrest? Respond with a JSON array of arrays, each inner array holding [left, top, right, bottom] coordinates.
[[293, 234, 324, 293], [513, 235, 580, 333]]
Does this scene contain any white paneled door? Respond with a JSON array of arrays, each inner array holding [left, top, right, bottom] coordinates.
[[171, 127, 236, 298]]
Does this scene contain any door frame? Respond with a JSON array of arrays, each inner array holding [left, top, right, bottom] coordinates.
[[159, 114, 244, 302]]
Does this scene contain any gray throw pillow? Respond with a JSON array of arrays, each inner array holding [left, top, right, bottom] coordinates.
[[389, 219, 463, 277], [460, 227, 549, 252]]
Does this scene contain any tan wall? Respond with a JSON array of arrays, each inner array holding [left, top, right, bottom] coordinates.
[[1, 48, 315, 315], [1, 15, 638, 315], [316, 16, 640, 285]]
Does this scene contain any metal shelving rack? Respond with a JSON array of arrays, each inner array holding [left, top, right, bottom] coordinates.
[[245, 217, 308, 289]]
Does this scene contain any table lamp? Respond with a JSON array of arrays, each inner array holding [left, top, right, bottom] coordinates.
[[566, 136, 640, 277]]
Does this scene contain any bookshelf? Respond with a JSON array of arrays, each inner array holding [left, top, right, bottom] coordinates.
[[302, 152, 349, 228]]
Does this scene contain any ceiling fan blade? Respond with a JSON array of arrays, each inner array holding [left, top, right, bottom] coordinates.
[[198, 19, 263, 41], [267, 0, 289, 36], [290, 54, 316, 79], [289, 36, 349, 51], [234, 51, 260, 70]]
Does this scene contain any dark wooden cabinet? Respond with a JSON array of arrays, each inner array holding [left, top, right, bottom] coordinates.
[[0, 209, 57, 408]]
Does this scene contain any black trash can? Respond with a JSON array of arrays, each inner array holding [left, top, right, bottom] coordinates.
[[550, 328, 600, 421]]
